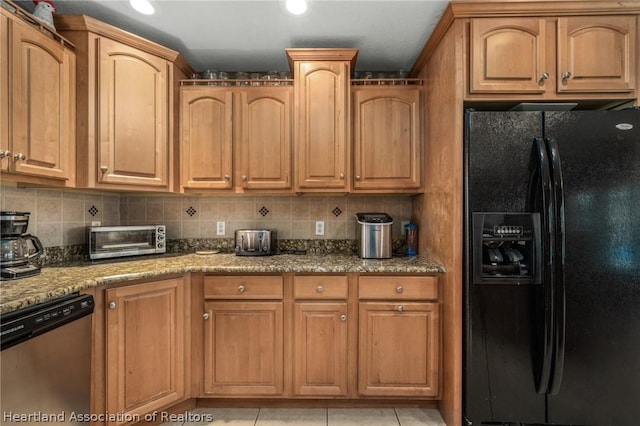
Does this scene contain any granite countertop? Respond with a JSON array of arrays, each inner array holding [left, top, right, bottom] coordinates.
[[0, 253, 445, 315]]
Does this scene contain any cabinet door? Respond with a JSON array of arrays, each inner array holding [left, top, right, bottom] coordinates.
[[9, 17, 73, 180], [180, 87, 233, 190], [293, 302, 348, 396], [352, 86, 421, 190], [97, 37, 169, 187], [557, 16, 636, 93], [294, 61, 350, 191], [470, 18, 548, 94], [105, 278, 185, 421], [203, 301, 284, 395], [1, 11, 9, 172], [358, 302, 440, 397], [238, 86, 292, 190]]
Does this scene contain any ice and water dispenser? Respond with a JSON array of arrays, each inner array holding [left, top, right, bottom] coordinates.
[[472, 213, 542, 285]]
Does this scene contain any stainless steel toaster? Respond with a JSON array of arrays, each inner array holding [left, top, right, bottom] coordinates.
[[234, 229, 277, 256]]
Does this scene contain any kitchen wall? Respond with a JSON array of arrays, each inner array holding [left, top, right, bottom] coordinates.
[[1, 182, 414, 247]]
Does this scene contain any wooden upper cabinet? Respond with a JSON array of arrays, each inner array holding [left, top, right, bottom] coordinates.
[[180, 87, 233, 190], [237, 86, 292, 191], [96, 38, 169, 187], [470, 18, 548, 94], [287, 49, 358, 192], [557, 16, 637, 93], [352, 86, 422, 191], [469, 15, 637, 98], [55, 15, 189, 191], [179, 85, 292, 192], [1, 10, 75, 183]]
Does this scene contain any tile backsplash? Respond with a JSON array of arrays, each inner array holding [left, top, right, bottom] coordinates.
[[1, 182, 414, 248]]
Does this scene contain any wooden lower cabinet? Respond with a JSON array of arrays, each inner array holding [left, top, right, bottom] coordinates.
[[202, 275, 284, 396], [358, 301, 440, 397], [292, 275, 350, 396], [104, 277, 186, 424], [358, 275, 440, 398]]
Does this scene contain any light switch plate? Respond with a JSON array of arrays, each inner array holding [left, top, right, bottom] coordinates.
[[315, 221, 325, 236]]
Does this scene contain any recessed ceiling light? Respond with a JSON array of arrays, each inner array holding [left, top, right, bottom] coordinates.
[[130, 0, 154, 15], [286, 0, 307, 15]]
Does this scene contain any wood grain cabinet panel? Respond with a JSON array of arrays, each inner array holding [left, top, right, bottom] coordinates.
[[358, 301, 440, 397], [557, 16, 637, 93], [470, 18, 548, 94], [179, 86, 292, 192], [352, 86, 422, 191], [1, 9, 74, 183], [105, 278, 186, 423], [469, 15, 637, 98], [203, 301, 284, 396], [287, 49, 357, 192], [293, 302, 349, 396]]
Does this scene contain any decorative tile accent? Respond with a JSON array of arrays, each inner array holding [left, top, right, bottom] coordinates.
[[186, 206, 197, 216], [259, 206, 270, 216], [332, 206, 343, 217], [88, 205, 99, 216]]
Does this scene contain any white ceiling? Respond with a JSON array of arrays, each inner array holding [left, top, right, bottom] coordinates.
[[15, 0, 449, 74]]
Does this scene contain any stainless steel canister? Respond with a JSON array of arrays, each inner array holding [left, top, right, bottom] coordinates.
[[355, 213, 393, 259]]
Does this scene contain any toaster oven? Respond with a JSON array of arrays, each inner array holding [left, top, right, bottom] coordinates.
[[88, 225, 166, 260]]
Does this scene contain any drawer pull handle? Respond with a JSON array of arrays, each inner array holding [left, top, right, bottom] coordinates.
[[538, 72, 549, 83], [13, 153, 26, 161], [396, 305, 404, 312], [340, 314, 347, 321], [562, 71, 572, 81], [203, 313, 210, 320], [396, 286, 403, 293], [238, 285, 246, 293], [316, 285, 324, 293], [0, 150, 11, 158], [108, 302, 117, 310]]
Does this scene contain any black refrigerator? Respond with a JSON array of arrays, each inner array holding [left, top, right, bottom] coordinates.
[[463, 110, 640, 426]]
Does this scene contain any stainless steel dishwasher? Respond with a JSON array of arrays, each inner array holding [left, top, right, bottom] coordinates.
[[1, 293, 94, 425]]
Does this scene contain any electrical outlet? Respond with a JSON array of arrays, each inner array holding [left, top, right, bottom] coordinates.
[[91, 221, 101, 226], [401, 220, 410, 230], [315, 221, 325, 236], [216, 221, 225, 236]]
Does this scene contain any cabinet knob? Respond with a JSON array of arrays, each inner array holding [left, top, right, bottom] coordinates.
[[203, 312, 210, 320], [316, 285, 324, 293], [100, 166, 108, 173], [561, 71, 572, 81], [241, 175, 247, 181], [13, 153, 25, 161], [396, 305, 405, 312], [538, 72, 549, 83], [339, 173, 345, 179], [355, 175, 361, 181], [224, 174, 231, 181], [0, 150, 10, 158], [396, 286, 404, 293], [108, 301, 116, 310], [340, 314, 347, 321], [238, 285, 246, 293]]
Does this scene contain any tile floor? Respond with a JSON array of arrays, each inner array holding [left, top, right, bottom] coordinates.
[[159, 407, 446, 426]]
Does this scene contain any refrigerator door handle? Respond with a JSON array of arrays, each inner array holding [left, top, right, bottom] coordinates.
[[527, 137, 556, 394], [545, 136, 567, 395]]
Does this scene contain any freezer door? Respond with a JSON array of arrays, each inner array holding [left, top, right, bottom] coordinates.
[[544, 111, 640, 426], [463, 111, 547, 424]]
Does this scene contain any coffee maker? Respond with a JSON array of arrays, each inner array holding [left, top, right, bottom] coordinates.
[[1, 211, 43, 280]]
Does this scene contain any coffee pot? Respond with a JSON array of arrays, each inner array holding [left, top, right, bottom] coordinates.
[[1, 211, 43, 279], [0, 234, 44, 266]]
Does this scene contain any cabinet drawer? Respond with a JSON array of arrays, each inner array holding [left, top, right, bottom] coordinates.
[[294, 275, 348, 299], [204, 276, 283, 299], [358, 276, 438, 300]]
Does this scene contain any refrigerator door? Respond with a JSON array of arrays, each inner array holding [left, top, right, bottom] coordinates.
[[463, 111, 547, 424], [544, 111, 640, 426]]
